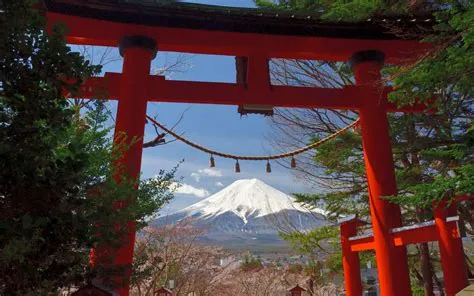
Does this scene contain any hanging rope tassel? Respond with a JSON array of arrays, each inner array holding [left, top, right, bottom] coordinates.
[[290, 157, 296, 168], [266, 160, 271, 173], [209, 155, 215, 168], [235, 160, 241, 173]]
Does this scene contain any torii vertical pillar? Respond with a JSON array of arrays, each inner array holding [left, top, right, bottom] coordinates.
[[434, 199, 469, 295], [351, 51, 412, 296], [340, 220, 363, 296], [111, 35, 156, 296]]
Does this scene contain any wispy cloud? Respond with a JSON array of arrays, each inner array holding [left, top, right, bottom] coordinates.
[[198, 168, 222, 177], [172, 182, 210, 198], [190, 168, 223, 182], [190, 172, 201, 182], [215, 181, 225, 187]]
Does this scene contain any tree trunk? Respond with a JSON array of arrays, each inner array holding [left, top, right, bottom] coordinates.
[[420, 242, 434, 296], [307, 278, 314, 295], [413, 204, 435, 296], [432, 271, 445, 296]]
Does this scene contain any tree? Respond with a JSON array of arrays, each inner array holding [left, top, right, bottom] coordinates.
[[132, 219, 227, 296], [232, 267, 283, 296], [256, 1, 473, 295], [240, 252, 263, 272], [0, 1, 177, 294]]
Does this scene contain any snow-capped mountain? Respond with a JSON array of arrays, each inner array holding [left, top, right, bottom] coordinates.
[[155, 179, 326, 243]]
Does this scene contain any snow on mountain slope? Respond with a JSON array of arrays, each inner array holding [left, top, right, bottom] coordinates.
[[180, 178, 325, 221], [156, 179, 326, 237]]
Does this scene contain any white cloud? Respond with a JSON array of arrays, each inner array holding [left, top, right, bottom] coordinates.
[[190, 172, 201, 182], [189, 168, 223, 183], [215, 181, 225, 187], [197, 168, 222, 177], [172, 182, 210, 198]]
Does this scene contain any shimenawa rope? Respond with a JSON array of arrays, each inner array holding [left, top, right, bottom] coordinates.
[[146, 115, 359, 161]]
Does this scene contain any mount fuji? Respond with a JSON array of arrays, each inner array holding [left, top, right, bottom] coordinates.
[[155, 179, 326, 246]]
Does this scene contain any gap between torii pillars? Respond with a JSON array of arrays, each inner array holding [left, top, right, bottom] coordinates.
[[105, 35, 156, 296], [351, 51, 412, 296]]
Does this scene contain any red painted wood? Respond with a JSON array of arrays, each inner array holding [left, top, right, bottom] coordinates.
[[340, 221, 363, 296], [154, 81, 363, 109], [108, 47, 154, 296], [246, 54, 270, 101], [77, 73, 363, 108], [349, 219, 460, 251], [355, 59, 412, 296], [47, 12, 430, 63], [456, 194, 473, 201], [350, 236, 375, 252], [393, 224, 442, 246], [434, 200, 469, 296], [75, 74, 433, 113], [76, 75, 121, 99]]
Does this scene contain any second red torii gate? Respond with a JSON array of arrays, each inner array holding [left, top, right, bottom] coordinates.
[[42, 1, 463, 296], [341, 195, 471, 296]]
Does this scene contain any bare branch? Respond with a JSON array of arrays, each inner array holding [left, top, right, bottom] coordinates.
[[143, 107, 190, 149]]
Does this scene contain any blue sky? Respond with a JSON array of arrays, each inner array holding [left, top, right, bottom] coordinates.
[[76, 0, 315, 213]]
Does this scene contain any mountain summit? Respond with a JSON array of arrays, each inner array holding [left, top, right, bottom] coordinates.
[[156, 179, 326, 244]]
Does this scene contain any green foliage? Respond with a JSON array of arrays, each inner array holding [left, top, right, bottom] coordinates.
[[411, 284, 425, 296], [254, 0, 326, 12], [281, 225, 339, 254], [387, 109, 473, 209], [281, 226, 343, 278], [389, 163, 474, 208], [320, 0, 388, 21], [281, 225, 376, 276], [254, 0, 408, 20], [292, 131, 369, 221], [0, 1, 176, 294], [313, 132, 364, 176], [240, 252, 263, 271], [259, 0, 474, 289], [388, 3, 474, 105]]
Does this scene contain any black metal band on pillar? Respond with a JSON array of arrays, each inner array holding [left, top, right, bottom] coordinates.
[[349, 50, 385, 69], [119, 35, 157, 58]]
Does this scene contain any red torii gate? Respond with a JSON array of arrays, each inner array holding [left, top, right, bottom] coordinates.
[[42, 1, 468, 296], [340, 195, 471, 296]]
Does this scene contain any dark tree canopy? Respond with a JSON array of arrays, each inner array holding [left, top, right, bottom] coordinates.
[[0, 1, 176, 294]]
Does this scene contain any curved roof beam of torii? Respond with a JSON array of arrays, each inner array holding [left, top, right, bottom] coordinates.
[[45, 12, 432, 64]]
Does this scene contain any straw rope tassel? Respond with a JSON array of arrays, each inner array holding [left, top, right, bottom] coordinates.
[[209, 155, 215, 167], [291, 157, 296, 168], [235, 160, 240, 173]]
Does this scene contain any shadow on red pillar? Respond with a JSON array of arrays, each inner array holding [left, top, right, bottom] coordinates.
[[340, 219, 363, 296], [93, 36, 156, 296], [434, 199, 469, 296], [351, 50, 412, 296]]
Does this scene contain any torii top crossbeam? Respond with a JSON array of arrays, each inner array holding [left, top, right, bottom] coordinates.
[[43, 0, 432, 62]]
